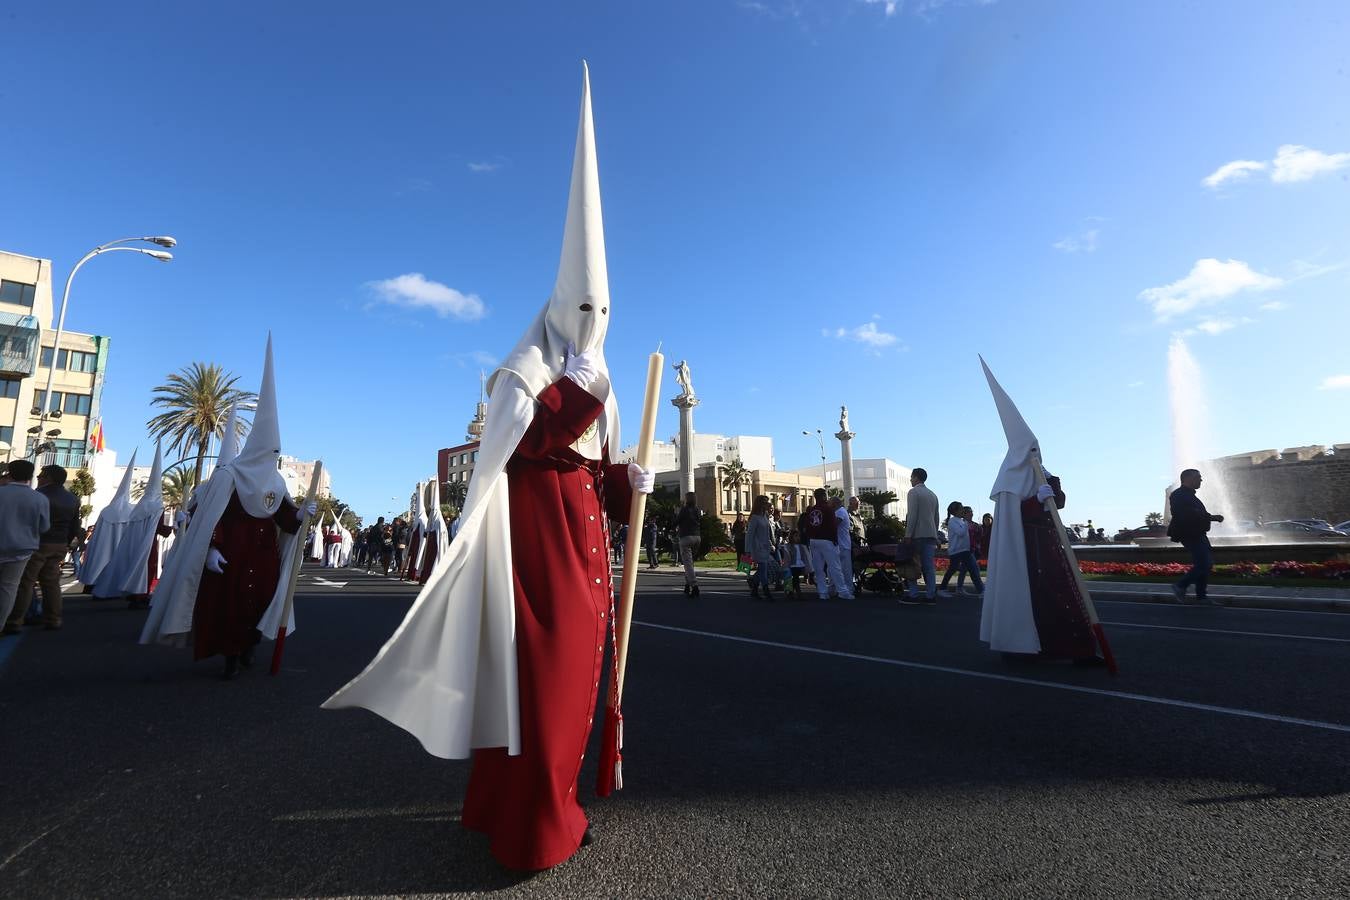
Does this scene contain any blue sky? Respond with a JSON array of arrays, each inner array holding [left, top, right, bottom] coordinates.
[[3, 1, 1347, 528]]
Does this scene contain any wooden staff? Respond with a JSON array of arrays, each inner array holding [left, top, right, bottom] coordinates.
[[597, 348, 663, 796], [270, 461, 323, 676], [1031, 452, 1118, 675]]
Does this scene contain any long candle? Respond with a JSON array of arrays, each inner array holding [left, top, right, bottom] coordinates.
[[614, 348, 663, 696]]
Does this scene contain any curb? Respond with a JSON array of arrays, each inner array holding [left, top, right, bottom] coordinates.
[[660, 567, 1350, 614]]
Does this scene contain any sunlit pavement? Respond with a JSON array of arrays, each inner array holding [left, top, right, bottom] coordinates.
[[2, 562, 1347, 898]]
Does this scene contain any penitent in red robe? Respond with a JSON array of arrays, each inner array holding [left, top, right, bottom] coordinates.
[[461, 376, 633, 871], [404, 526, 422, 580], [193, 493, 301, 660], [1020, 476, 1096, 659]]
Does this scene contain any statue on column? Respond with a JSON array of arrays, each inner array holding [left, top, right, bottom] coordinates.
[[674, 359, 696, 400], [839, 405, 849, 433]]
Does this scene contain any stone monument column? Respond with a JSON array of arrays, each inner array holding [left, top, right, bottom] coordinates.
[[836, 405, 856, 500], [672, 360, 699, 495]]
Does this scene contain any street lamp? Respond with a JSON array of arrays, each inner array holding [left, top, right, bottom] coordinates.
[[802, 428, 826, 489], [33, 236, 176, 473]]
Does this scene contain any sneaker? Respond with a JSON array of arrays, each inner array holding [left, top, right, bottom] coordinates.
[[1171, 584, 1186, 604], [897, 595, 924, 606], [691, 585, 700, 597]]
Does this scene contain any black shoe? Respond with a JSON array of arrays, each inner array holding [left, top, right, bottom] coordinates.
[[691, 585, 700, 597], [581, 826, 595, 847], [239, 647, 256, 669], [683, 584, 691, 596], [750, 588, 761, 599], [222, 656, 240, 680], [897, 595, 924, 606]]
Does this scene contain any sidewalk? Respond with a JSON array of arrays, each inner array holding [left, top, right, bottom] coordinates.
[[682, 565, 1350, 613]]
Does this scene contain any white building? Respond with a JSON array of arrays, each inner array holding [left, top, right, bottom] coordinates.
[[787, 457, 912, 517], [280, 455, 332, 500], [618, 432, 775, 472]]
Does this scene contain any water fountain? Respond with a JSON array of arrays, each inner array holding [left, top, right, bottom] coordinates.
[[1166, 335, 1237, 529]]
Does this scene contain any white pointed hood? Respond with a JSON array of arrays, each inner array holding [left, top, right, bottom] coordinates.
[[982, 356, 1042, 501], [129, 442, 165, 521], [490, 61, 619, 453], [103, 448, 139, 523], [224, 335, 290, 518], [218, 401, 242, 469]]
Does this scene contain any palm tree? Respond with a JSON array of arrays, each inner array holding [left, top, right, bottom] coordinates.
[[720, 456, 750, 514], [444, 480, 468, 513], [146, 363, 256, 487], [857, 489, 898, 521], [161, 469, 198, 510]]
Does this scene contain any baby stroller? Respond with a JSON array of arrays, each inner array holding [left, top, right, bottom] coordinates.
[[852, 543, 911, 595]]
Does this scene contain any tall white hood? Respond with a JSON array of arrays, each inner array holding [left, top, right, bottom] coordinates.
[[129, 442, 165, 522], [227, 334, 290, 518]]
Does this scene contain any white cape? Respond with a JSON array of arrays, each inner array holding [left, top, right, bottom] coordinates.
[[139, 470, 298, 648]]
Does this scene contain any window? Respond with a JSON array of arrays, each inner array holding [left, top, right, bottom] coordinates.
[[46, 438, 85, 468], [0, 425, 12, 446], [460, 453, 468, 465], [67, 350, 96, 373], [39, 347, 68, 369], [63, 393, 92, 415], [0, 378, 19, 399], [0, 280, 36, 306], [34, 389, 61, 412], [471, 451, 478, 461]]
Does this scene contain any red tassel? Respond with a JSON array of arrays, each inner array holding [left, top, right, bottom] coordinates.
[[1091, 623, 1119, 676], [269, 626, 287, 676], [594, 704, 622, 797]]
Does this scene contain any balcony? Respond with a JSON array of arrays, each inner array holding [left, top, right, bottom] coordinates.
[[0, 312, 39, 378]]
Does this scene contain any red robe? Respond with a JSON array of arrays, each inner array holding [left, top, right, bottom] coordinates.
[[1020, 477, 1096, 659], [130, 522, 175, 601], [403, 526, 422, 580], [461, 377, 633, 870], [193, 493, 301, 660], [417, 530, 437, 584]]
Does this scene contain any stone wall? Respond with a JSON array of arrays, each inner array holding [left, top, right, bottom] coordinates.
[[1211, 444, 1350, 524]]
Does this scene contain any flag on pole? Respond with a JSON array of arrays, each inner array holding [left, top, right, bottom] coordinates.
[[87, 418, 106, 453]]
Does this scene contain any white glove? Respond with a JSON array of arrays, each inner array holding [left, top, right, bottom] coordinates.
[[304, 501, 319, 518], [1036, 484, 1055, 503], [563, 342, 601, 389], [206, 548, 227, 573], [628, 463, 654, 494]]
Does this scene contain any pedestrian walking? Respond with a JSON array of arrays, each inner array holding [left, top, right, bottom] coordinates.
[[745, 495, 775, 600], [939, 501, 984, 596], [900, 468, 940, 604], [0, 461, 51, 633], [1168, 468, 1224, 605], [6, 466, 84, 631], [642, 520, 658, 569], [675, 492, 702, 596], [802, 488, 850, 600]]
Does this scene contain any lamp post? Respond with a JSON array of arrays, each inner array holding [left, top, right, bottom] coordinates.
[[33, 236, 175, 475], [802, 428, 826, 489]]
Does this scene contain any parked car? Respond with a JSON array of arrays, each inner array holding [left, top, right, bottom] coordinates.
[[1258, 520, 1349, 540], [1337, 521, 1350, 534], [1114, 523, 1167, 543], [1291, 518, 1336, 530]]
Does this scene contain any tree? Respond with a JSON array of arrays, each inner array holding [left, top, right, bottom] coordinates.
[[857, 489, 898, 521], [720, 457, 750, 514], [70, 468, 96, 502], [1144, 511, 1164, 527], [146, 362, 256, 488], [443, 480, 468, 515], [159, 470, 198, 509]]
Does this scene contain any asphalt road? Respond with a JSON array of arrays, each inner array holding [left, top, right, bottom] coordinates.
[[2, 563, 1348, 898]]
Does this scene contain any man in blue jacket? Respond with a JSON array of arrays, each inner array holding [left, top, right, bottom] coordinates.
[[1168, 468, 1224, 605]]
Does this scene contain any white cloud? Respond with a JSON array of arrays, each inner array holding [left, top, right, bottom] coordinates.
[[829, 321, 899, 349], [860, 0, 899, 14], [1138, 258, 1283, 321], [1319, 374, 1350, 390], [1259, 300, 1288, 312], [1053, 228, 1099, 254], [368, 273, 487, 321], [1271, 144, 1350, 183], [1202, 159, 1266, 189], [1126, 381, 1144, 388], [1195, 318, 1236, 335], [467, 161, 502, 173]]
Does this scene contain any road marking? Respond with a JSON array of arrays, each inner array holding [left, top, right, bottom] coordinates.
[[61, 580, 79, 592], [311, 578, 348, 589], [635, 621, 1350, 736], [1101, 620, 1350, 644]]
